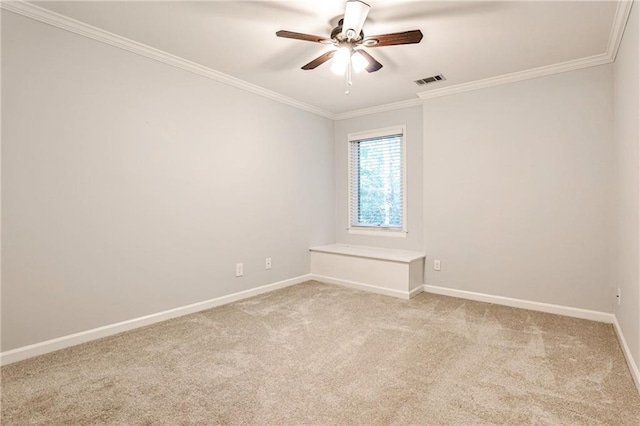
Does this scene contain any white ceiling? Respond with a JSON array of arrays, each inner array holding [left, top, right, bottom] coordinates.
[[28, 1, 622, 115]]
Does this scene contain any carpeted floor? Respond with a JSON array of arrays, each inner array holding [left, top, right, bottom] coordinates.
[[2, 280, 639, 425]]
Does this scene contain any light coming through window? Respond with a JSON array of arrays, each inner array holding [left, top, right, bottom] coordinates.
[[348, 126, 406, 236]]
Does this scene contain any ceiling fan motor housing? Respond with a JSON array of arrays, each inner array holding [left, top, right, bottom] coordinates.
[[275, 2, 422, 74], [331, 19, 364, 44]]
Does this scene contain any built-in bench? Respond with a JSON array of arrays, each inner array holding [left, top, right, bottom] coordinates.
[[309, 243, 425, 299]]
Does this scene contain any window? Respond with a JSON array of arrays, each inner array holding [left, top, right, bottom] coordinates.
[[348, 126, 406, 237]]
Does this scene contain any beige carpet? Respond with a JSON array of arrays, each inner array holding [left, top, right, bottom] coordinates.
[[2, 281, 639, 425]]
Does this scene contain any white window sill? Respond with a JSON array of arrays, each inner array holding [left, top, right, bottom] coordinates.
[[348, 228, 408, 238]]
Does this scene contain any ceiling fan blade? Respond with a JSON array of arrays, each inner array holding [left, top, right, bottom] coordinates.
[[301, 51, 336, 70], [355, 50, 383, 73], [276, 30, 330, 43], [364, 30, 423, 47], [342, 0, 370, 40]]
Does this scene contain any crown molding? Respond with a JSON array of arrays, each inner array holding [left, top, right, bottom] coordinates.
[[417, 53, 612, 100], [325, 1, 634, 117], [2, 0, 634, 120], [334, 98, 422, 120], [0, 0, 336, 120], [607, 0, 634, 61], [418, 0, 633, 101]]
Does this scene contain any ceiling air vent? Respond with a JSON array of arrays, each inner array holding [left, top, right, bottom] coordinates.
[[414, 74, 446, 86]]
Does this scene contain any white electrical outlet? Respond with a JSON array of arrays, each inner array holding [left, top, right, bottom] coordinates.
[[434, 260, 441, 271], [265, 257, 272, 270], [235, 263, 243, 277], [616, 287, 621, 306]]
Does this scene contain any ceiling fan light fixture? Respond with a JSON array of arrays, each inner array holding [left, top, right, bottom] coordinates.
[[331, 47, 351, 75], [342, 0, 370, 40], [276, 0, 422, 86], [351, 51, 369, 73]]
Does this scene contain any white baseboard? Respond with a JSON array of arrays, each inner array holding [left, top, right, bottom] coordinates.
[[409, 285, 425, 299], [0, 274, 312, 366], [424, 284, 640, 394], [5, 274, 634, 395], [612, 315, 640, 393], [422, 284, 614, 323], [310, 274, 414, 300]]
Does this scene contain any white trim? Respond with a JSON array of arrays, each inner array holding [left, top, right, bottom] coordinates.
[[310, 274, 414, 300], [0, 1, 336, 120], [347, 125, 405, 142], [335, 98, 423, 120], [613, 315, 640, 393], [424, 284, 640, 392], [417, 1, 633, 102], [0, 274, 312, 366], [409, 285, 424, 299], [418, 53, 612, 100], [309, 243, 425, 263], [347, 125, 407, 234], [607, 0, 635, 62], [3, 0, 632, 119], [422, 284, 614, 323], [340, 0, 630, 119], [348, 228, 407, 238]]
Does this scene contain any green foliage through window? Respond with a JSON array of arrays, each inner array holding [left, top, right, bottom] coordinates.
[[349, 131, 404, 229]]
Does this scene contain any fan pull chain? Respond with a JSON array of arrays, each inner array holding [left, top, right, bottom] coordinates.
[[345, 58, 353, 95]]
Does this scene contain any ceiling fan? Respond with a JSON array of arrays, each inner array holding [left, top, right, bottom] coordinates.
[[276, 0, 423, 91]]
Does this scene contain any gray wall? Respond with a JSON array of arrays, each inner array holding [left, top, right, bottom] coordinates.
[[1, 12, 335, 351], [3, 6, 636, 359], [613, 3, 639, 375], [422, 66, 614, 312], [334, 106, 423, 252]]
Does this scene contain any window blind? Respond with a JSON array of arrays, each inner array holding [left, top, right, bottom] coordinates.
[[349, 132, 404, 230]]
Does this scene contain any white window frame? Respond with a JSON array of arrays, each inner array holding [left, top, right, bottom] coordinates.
[[347, 125, 407, 238]]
